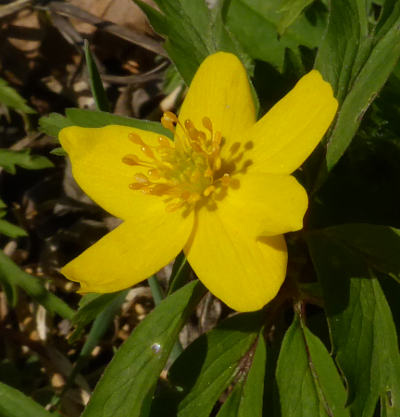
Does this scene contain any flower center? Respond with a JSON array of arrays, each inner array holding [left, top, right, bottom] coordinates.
[[122, 111, 248, 212]]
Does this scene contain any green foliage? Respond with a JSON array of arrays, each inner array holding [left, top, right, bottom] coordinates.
[[0, 149, 53, 175], [0, 381, 59, 417], [135, 0, 252, 83], [81, 281, 206, 417], [0, 251, 74, 319], [39, 108, 170, 138], [4, 0, 400, 416], [84, 40, 110, 112], [225, 0, 327, 72], [216, 335, 266, 417], [168, 312, 264, 417], [276, 314, 349, 417], [0, 78, 35, 116], [308, 228, 400, 416], [315, 0, 400, 177]]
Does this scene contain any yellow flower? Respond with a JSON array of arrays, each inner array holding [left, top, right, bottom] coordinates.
[[59, 52, 337, 312]]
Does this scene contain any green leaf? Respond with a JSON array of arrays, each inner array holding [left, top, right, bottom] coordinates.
[[168, 312, 264, 417], [216, 382, 243, 417], [0, 381, 59, 417], [276, 315, 349, 417], [81, 281, 206, 417], [39, 113, 72, 137], [307, 230, 400, 417], [0, 251, 75, 320], [0, 219, 27, 238], [216, 334, 266, 416], [136, 0, 252, 84], [0, 78, 35, 115], [49, 147, 67, 157], [69, 291, 128, 343], [39, 109, 170, 139], [84, 40, 110, 112], [319, 224, 400, 282], [277, 0, 314, 35], [315, 0, 369, 104], [0, 149, 53, 174], [225, 0, 327, 72], [167, 252, 191, 295], [315, 1, 400, 173]]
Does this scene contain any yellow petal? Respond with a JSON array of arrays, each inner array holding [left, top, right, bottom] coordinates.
[[184, 209, 287, 312], [61, 207, 193, 293], [60, 125, 172, 220], [246, 70, 338, 174], [216, 172, 308, 237], [177, 52, 256, 148]]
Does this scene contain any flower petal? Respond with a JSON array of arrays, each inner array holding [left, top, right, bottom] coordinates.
[[61, 207, 194, 293], [184, 209, 287, 312], [246, 70, 338, 174], [177, 52, 256, 148], [216, 172, 308, 237], [60, 125, 172, 220]]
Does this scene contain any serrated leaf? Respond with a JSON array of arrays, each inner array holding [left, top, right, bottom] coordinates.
[[169, 312, 264, 417], [276, 315, 349, 417], [136, 0, 252, 84], [277, 0, 314, 35], [0, 78, 35, 115], [0, 149, 53, 174], [39, 113, 71, 137], [308, 230, 400, 417], [81, 281, 206, 417], [226, 0, 327, 72], [0, 381, 59, 417]]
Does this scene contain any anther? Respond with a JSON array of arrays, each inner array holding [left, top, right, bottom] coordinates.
[[148, 169, 160, 180], [122, 154, 140, 165], [129, 133, 144, 146], [158, 136, 171, 147], [221, 173, 230, 186], [161, 112, 178, 133], [213, 157, 222, 171], [163, 111, 178, 123], [134, 173, 149, 183], [141, 145, 155, 159], [166, 201, 185, 212], [203, 185, 216, 197], [202, 117, 213, 132]]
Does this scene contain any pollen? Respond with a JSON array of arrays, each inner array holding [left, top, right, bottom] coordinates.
[[122, 112, 249, 212]]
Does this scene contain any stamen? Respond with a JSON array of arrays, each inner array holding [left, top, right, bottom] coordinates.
[[129, 133, 145, 146], [122, 154, 140, 165], [124, 114, 239, 213], [158, 136, 171, 147], [161, 111, 178, 133], [213, 157, 221, 171], [203, 185, 216, 197], [141, 145, 155, 159], [148, 169, 161, 180], [202, 117, 213, 133], [134, 173, 149, 183], [221, 173, 230, 186]]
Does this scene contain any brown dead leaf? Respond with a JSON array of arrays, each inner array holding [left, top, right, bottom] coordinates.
[[69, 0, 157, 36]]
